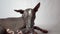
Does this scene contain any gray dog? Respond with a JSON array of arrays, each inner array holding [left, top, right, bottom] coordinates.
[[0, 2, 48, 34]]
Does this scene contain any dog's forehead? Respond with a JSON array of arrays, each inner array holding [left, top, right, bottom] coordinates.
[[24, 9, 32, 15], [24, 8, 32, 13], [25, 8, 32, 11]]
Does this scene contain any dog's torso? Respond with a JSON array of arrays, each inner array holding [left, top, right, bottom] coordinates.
[[0, 17, 25, 31]]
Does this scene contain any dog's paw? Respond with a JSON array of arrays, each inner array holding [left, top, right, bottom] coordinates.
[[6, 29, 14, 34]]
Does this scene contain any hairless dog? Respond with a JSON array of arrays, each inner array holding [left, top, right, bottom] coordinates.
[[0, 2, 48, 34], [15, 2, 48, 34]]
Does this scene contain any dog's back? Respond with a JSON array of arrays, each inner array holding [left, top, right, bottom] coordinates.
[[0, 17, 25, 31]]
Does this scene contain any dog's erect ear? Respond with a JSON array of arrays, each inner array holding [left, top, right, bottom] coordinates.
[[33, 2, 40, 12], [14, 10, 24, 14]]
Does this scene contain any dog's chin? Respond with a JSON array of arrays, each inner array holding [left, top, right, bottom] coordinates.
[[17, 31, 23, 34]]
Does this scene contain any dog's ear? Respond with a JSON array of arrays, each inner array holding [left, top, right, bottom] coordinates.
[[33, 2, 40, 12], [14, 9, 24, 14]]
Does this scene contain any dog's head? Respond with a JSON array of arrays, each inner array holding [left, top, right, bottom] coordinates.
[[14, 2, 40, 19]]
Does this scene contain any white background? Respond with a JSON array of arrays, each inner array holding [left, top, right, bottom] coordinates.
[[0, 0, 60, 34]]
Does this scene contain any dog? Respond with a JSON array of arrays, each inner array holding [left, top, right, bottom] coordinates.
[[14, 2, 48, 34], [0, 2, 48, 34]]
